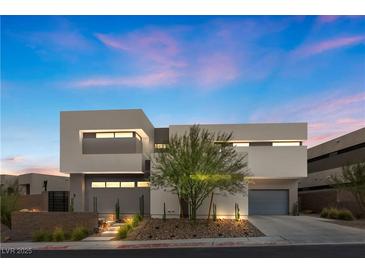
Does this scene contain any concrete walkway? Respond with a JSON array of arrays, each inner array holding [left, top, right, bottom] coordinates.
[[1, 235, 287, 250], [82, 223, 124, 241], [248, 215, 365, 244]]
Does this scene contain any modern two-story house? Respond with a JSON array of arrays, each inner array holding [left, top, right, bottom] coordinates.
[[60, 109, 307, 219]]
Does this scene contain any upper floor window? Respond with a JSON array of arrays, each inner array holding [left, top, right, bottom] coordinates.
[[233, 142, 250, 147], [94, 131, 140, 139], [96, 132, 114, 138], [91, 182, 106, 188], [115, 132, 134, 138], [155, 144, 168, 149], [91, 181, 148, 188], [272, 142, 301, 146]]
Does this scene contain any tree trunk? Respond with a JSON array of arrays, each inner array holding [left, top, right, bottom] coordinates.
[[180, 198, 189, 218], [207, 192, 214, 223], [190, 200, 197, 221]]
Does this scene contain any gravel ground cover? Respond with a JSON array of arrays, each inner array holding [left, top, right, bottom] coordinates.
[[126, 218, 264, 240]]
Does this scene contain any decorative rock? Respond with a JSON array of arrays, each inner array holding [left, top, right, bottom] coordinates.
[[126, 218, 264, 241]]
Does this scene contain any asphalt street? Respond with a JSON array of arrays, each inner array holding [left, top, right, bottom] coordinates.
[[2, 244, 365, 258]]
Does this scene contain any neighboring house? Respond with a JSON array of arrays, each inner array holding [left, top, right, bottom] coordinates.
[[18, 173, 70, 195], [60, 109, 307, 219], [0, 173, 70, 195], [298, 127, 365, 215], [0, 174, 18, 190], [0, 173, 70, 212]]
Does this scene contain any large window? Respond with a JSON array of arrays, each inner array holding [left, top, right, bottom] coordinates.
[[91, 182, 106, 188], [95, 132, 114, 138], [114, 132, 134, 138], [233, 142, 250, 147], [91, 181, 150, 188], [137, 181, 150, 187], [106, 182, 120, 188], [95, 131, 140, 139], [120, 182, 135, 188], [155, 144, 168, 149], [272, 142, 301, 146]]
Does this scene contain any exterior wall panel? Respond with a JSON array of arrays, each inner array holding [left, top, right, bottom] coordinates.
[[60, 109, 154, 173], [82, 137, 142, 154], [237, 146, 307, 178]]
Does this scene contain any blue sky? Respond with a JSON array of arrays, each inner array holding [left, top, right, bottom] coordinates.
[[1, 15, 365, 175]]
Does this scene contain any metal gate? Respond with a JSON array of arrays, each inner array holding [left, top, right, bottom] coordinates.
[[48, 191, 69, 212]]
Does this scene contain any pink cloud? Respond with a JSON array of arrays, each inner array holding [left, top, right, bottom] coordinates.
[[95, 31, 185, 69], [72, 70, 180, 88], [194, 53, 239, 87], [317, 16, 341, 24], [293, 35, 365, 57], [1, 156, 25, 163], [251, 91, 365, 147], [306, 118, 365, 147], [2, 166, 67, 177]]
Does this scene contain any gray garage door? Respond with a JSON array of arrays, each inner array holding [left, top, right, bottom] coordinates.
[[249, 190, 289, 215]]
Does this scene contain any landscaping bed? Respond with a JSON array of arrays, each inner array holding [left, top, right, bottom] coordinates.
[[125, 218, 264, 240]]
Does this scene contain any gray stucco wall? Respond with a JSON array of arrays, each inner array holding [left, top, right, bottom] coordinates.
[[308, 127, 365, 159], [154, 128, 169, 144], [82, 137, 142, 154], [308, 145, 365, 173]]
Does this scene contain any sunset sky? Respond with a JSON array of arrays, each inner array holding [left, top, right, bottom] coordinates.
[[1, 15, 365, 175]]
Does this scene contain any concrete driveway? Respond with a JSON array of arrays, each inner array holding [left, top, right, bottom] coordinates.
[[248, 215, 365, 244]]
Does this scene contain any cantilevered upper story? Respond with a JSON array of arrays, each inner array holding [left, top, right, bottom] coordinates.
[[60, 109, 307, 179], [60, 109, 307, 216], [60, 109, 154, 174]]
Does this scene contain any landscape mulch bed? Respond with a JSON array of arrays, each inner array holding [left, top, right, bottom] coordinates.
[[126, 218, 264, 240]]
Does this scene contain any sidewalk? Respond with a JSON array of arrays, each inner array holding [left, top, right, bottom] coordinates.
[[1, 236, 288, 250]]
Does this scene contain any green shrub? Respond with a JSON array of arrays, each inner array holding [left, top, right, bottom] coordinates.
[[320, 207, 354, 220], [71, 227, 89, 241], [320, 207, 329, 218], [44, 231, 53, 241], [52, 227, 65, 242], [64, 231, 72, 240], [136, 214, 143, 221], [0, 185, 19, 228], [131, 214, 141, 227], [328, 208, 339, 219], [125, 223, 133, 231], [337, 209, 354, 220], [117, 225, 129, 239], [32, 230, 46, 242], [32, 230, 52, 242]]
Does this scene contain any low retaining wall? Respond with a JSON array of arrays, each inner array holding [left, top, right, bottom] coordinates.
[[17, 193, 48, 211], [299, 189, 363, 217], [11, 212, 98, 241]]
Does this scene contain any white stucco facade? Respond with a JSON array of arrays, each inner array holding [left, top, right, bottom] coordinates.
[[150, 123, 307, 218], [60, 109, 307, 217]]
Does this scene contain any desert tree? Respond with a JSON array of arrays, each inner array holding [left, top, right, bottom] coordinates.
[[0, 181, 20, 228], [151, 125, 249, 220], [331, 162, 365, 214]]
